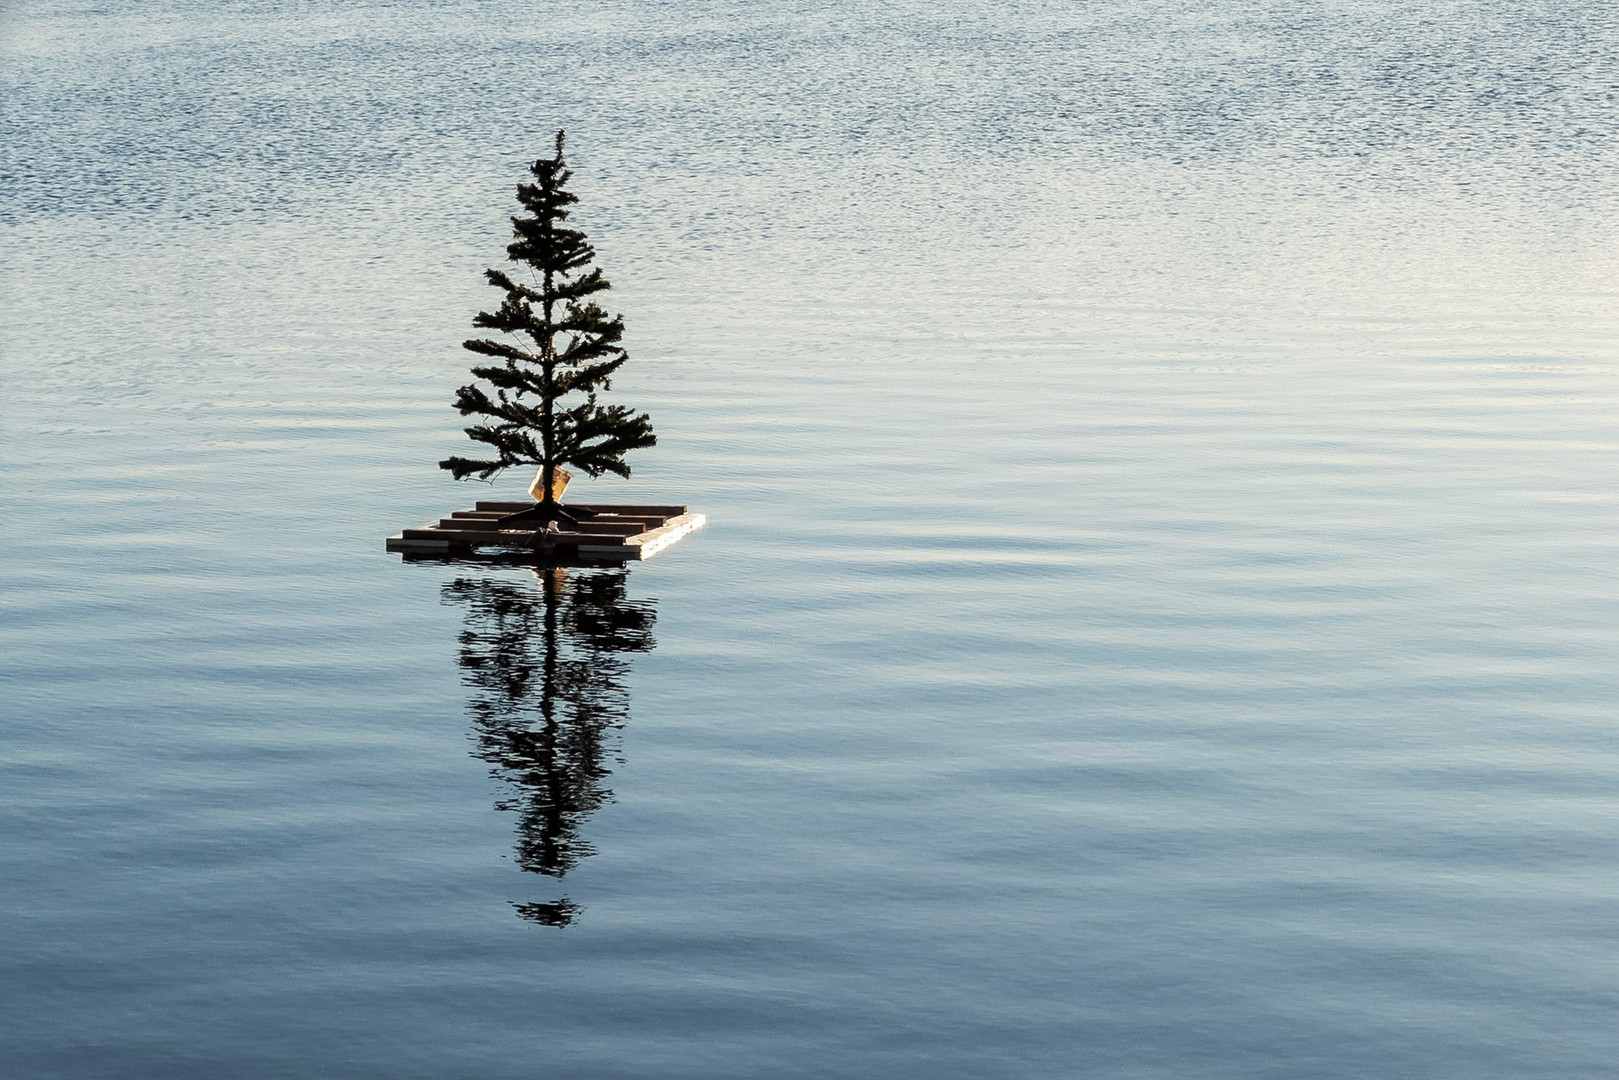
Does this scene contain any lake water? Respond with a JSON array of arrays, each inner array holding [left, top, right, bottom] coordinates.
[[3, 1, 1618, 1076]]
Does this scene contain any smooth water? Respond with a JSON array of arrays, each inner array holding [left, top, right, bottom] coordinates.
[[3, 1, 1618, 1076]]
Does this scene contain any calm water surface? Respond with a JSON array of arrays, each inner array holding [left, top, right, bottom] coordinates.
[[3, 1, 1618, 1076]]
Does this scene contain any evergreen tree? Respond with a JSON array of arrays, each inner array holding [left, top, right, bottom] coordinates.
[[440, 131, 655, 524]]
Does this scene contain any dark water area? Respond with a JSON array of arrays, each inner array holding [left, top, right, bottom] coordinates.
[[445, 567, 657, 928], [3, 1, 1619, 1077]]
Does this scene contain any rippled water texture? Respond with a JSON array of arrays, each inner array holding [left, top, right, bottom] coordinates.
[[4, 1, 1618, 1076]]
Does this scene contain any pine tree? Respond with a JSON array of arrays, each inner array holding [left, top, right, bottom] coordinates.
[[440, 131, 655, 525]]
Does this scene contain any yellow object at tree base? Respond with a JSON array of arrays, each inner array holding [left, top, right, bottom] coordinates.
[[528, 467, 572, 503]]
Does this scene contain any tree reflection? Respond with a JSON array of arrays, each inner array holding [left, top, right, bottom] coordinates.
[[442, 567, 656, 927]]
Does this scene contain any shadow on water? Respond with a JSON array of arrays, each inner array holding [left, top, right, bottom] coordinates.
[[441, 566, 657, 927]]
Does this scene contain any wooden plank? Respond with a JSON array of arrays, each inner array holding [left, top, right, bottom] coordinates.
[[618, 512, 706, 561], [450, 513, 659, 533], [402, 529, 475, 543], [570, 503, 688, 516], [386, 533, 451, 554], [403, 527, 515, 544], [575, 518, 669, 532], [572, 521, 646, 536], [472, 500, 688, 516], [437, 517, 507, 531], [402, 526, 638, 550]]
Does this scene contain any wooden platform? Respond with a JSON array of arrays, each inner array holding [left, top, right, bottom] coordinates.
[[386, 502, 705, 562]]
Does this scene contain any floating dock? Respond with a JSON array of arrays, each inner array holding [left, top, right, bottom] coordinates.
[[386, 502, 705, 562]]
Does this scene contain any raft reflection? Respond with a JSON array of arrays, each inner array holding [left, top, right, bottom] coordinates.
[[442, 567, 657, 926]]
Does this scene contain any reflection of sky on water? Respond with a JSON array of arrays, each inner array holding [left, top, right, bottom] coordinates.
[[443, 568, 657, 927], [5, 0, 1619, 1075]]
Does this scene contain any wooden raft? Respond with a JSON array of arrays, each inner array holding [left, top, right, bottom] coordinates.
[[386, 501, 705, 562]]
